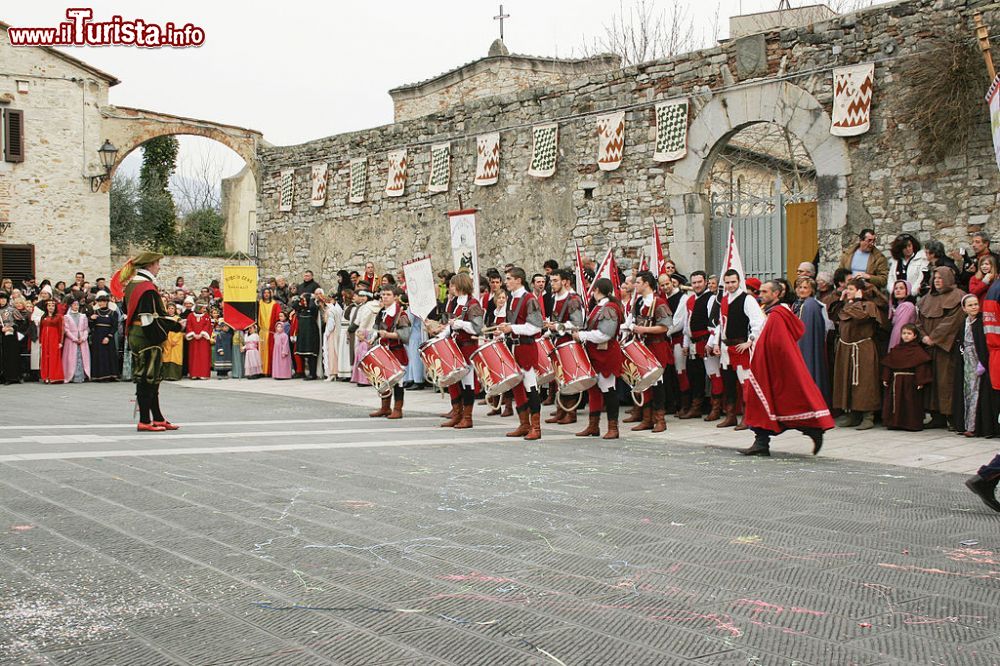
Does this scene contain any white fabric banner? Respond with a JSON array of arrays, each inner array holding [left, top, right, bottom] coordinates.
[[428, 143, 450, 193], [349, 158, 366, 203], [278, 169, 294, 212], [528, 123, 559, 178], [653, 100, 688, 162], [988, 74, 1000, 174], [310, 163, 328, 207], [385, 149, 407, 197], [597, 111, 625, 171], [475, 132, 500, 186], [402, 256, 437, 320], [448, 210, 480, 298], [831, 63, 874, 137]]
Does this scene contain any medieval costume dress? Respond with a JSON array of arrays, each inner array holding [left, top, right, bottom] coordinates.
[[888, 280, 919, 350], [0, 297, 21, 384], [339, 300, 356, 378], [161, 316, 184, 381], [258, 297, 281, 376], [61, 309, 91, 383], [351, 297, 382, 385], [832, 296, 886, 419], [185, 310, 213, 379], [39, 312, 64, 383], [880, 338, 932, 431], [793, 294, 831, 407], [293, 296, 321, 379], [741, 302, 834, 456], [243, 332, 263, 378], [322, 299, 343, 381], [213, 323, 233, 379], [231, 329, 245, 379], [403, 307, 426, 388], [271, 325, 293, 379], [918, 268, 966, 425], [89, 304, 120, 381], [952, 305, 1000, 437]]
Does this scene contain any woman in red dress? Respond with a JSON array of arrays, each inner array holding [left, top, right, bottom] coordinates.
[[185, 303, 213, 379], [39, 298, 65, 384]]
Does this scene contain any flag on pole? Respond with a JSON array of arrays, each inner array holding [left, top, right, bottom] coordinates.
[[588, 248, 621, 300], [638, 249, 648, 274], [574, 242, 590, 298], [722, 221, 746, 290], [987, 73, 1000, 174], [650, 223, 667, 277]]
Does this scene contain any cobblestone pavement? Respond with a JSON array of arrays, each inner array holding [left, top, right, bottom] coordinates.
[[1, 382, 999, 665]]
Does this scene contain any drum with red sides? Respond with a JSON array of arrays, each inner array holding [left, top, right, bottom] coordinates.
[[620, 338, 665, 393], [358, 345, 405, 396], [551, 341, 597, 394], [535, 337, 556, 385], [420, 336, 469, 388], [470, 338, 523, 397]]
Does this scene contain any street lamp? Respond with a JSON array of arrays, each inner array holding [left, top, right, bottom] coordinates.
[[89, 139, 119, 192]]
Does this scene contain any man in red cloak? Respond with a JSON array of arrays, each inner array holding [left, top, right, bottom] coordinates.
[[739, 279, 834, 457]]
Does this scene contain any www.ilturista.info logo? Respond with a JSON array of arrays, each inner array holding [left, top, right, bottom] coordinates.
[[7, 8, 205, 48]]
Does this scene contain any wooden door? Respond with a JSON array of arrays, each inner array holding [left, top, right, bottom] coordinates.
[[785, 202, 817, 283]]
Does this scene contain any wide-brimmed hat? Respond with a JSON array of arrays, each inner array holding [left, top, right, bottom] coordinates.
[[131, 251, 164, 267]]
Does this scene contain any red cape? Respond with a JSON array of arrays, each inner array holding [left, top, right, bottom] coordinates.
[[744, 304, 834, 432]]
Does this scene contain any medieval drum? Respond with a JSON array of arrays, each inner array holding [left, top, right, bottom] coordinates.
[[358, 345, 405, 397], [470, 338, 523, 397], [534, 337, 556, 385], [551, 341, 597, 394], [419, 337, 469, 388], [620, 338, 665, 393]]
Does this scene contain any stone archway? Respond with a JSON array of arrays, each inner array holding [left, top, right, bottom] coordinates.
[[664, 81, 851, 272]]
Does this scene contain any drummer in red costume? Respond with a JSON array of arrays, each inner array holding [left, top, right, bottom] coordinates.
[[496, 267, 544, 440], [708, 269, 766, 430], [624, 271, 671, 432], [739, 279, 832, 456], [573, 278, 625, 439], [679, 271, 722, 421], [544, 268, 585, 425], [427, 273, 484, 429], [369, 284, 411, 420]]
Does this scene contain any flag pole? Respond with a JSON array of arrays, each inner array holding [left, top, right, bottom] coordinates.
[[975, 14, 997, 81]]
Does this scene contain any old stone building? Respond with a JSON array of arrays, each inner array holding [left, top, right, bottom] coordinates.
[[256, 0, 1000, 281], [0, 21, 263, 282]]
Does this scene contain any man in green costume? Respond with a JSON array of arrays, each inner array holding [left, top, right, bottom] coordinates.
[[119, 252, 184, 432]]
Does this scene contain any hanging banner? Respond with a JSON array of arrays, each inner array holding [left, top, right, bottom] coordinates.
[[428, 143, 450, 193], [587, 248, 621, 301], [402, 256, 437, 320], [987, 73, 1000, 174], [653, 99, 688, 162], [385, 149, 407, 197], [475, 132, 500, 186], [528, 123, 559, 178], [221, 265, 259, 331], [349, 157, 367, 203], [448, 209, 480, 298], [310, 163, 328, 207], [722, 221, 747, 291], [278, 169, 294, 211], [650, 223, 667, 277], [831, 63, 874, 137], [597, 111, 625, 171]]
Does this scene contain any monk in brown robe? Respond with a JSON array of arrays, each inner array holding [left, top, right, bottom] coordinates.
[[918, 267, 966, 428], [880, 323, 933, 431], [833, 278, 886, 430]]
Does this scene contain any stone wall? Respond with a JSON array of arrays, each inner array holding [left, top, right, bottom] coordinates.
[[112, 254, 232, 291], [0, 28, 113, 280], [256, 0, 1000, 282]]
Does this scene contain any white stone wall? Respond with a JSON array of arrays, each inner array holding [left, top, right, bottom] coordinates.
[[0, 28, 113, 281]]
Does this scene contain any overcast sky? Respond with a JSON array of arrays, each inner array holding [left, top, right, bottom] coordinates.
[[9, 0, 800, 178]]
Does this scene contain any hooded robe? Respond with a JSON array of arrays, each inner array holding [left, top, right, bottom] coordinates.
[[918, 268, 966, 416]]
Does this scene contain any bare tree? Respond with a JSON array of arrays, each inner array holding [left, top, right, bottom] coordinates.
[[170, 149, 223, 217], [583, 0, 703, 65]]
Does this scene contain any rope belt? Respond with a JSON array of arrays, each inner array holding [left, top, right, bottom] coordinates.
[[838, 337, 872, 387], [892, 371, 914, 415]]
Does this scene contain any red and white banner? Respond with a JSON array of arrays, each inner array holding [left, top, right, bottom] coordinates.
[[448, 209, 480, 298], [987, 73, 1000, 174], [597, 111, 625, 171], [831, 63, 874, 137], [587, 248, 621, 300], [574, 242, 590, 299], [385, 149, 407, 197], [650, 223, 667, 277], [722, 221, 746, 290]]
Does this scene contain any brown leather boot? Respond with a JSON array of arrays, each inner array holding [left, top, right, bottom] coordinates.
[[369, 397, 391, 418], [631, 405, 654, 431], [558, 409, 578, 425], [603, 419, 619, 440], [734, 413, 748, 431], [678, 393, 691, 417], [501, 395, 514, 417], [545, 408, 565, 424], [524, 412, 541, 440], [576, 413, 601, 437], [542, 385, 555, 406], [652, 410, 667, 433], [387, 397, 404, 420], [441, 403, 463, 427], [623, 404, 644, 423], [717, 403, 738, 428], [704, 396, 722, 422], [506, 410, 530, 437], [440, 400, 459, 419], [454, 404, 474, 429], [678, 397, 702, 420]]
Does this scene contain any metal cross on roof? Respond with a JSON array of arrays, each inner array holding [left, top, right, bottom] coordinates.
[[494, 4, 510, 41]]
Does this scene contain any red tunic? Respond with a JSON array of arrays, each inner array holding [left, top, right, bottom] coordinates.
[[585, 302, 624, 377], [506, 293, 542, 372], [185, 313, 213, 378], [744, 304, 834, 433], [39, 315, 65, 382], [377, 307, 410, 366], [636, 294, 673, 367], [450, 299, 483, 362], [550, 293, 583, 346]]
